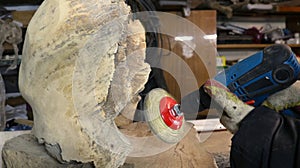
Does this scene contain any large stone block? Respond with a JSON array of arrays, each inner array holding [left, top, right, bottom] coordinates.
[[18, 0, 150, 167]]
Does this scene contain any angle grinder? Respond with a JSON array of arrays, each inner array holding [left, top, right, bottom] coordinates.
[[144, 44, 300, 143]]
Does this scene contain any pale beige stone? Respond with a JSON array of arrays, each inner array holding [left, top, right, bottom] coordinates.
[[2, 133, 93, 168], [18, 0, 150, 167], [0, 131, 30, 167]]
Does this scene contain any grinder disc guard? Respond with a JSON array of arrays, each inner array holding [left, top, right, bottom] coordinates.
[[144, 88, 188, 143]]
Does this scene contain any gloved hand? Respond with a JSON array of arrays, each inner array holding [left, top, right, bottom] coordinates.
[[262, 81, 300, 112], [203, 79, 254, 134]]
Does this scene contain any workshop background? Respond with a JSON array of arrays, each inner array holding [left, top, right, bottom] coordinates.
[[0, 0, 299, 167]]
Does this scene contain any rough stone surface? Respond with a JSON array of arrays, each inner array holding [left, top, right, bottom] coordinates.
[[2, 133, 93, 168], [2, 128, 217, 168], [122, 122, 217, 168], [18, 0, 150, 167], [0, 131, 30, 167]]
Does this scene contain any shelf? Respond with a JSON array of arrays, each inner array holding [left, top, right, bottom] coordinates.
[[217, 44, 300, 49], [276, 6, 300, 13]]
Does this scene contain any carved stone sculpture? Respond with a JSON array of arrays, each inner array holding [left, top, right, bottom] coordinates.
[[18, 0, 150, 167]]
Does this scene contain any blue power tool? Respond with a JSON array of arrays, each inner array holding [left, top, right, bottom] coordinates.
[[215, 44, 300, 106], [181, 44, 300, 119], [143, 44, 300, 143]]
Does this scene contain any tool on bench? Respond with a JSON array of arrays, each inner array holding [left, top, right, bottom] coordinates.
[[144, 44, 300, 143]]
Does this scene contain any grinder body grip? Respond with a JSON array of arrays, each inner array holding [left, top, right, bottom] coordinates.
[[181, 44, 300, 119]]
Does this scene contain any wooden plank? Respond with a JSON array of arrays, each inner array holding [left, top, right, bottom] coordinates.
[[277, 6, 300, 13], [217, 44, 300, 49], [11, 10, 36, 27], [161, 10, 217, 100], [217, 44, 270, 49]]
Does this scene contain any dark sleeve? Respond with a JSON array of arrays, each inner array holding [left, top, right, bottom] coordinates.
[[230, 106, 300, 168]]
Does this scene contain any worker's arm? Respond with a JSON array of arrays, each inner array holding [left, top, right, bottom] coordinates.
[[204, 79, 300, 168]]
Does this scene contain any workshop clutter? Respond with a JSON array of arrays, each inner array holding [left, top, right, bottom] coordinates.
[[0, 7, 24, 72], [0, 8, 29, 132], [217, 22, 298, 44]]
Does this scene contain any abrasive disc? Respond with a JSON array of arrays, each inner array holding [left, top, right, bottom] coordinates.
[[144, 88, 188, 144]]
